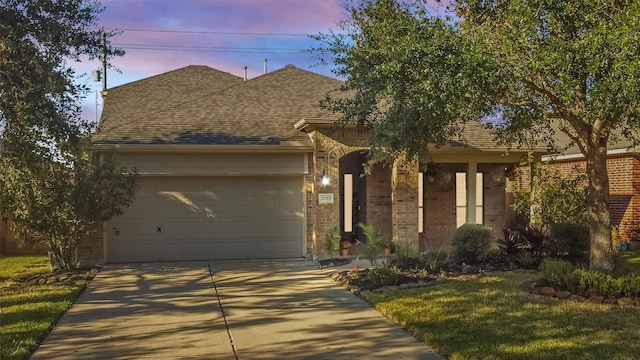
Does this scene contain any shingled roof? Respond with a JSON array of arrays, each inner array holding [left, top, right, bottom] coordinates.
[[94, 64, 342, 147]]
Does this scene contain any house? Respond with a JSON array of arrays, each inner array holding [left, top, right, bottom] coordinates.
[[77, 64, 544, 265]]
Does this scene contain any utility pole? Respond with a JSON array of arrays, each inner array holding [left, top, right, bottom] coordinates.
[[102, 30, 107, 91]]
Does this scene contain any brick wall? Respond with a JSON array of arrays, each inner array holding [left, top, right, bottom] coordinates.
[[513, 153, 640, 241], [479, 163, 509, 241], [310, 130, 369, 259], [365, 164, 393, 243], [421, 163, 463, 250], [421, 163, 510, 250], [391, 158, 420, 251]]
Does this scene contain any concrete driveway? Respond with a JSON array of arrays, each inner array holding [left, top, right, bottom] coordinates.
[[30, 260, 442, 360]]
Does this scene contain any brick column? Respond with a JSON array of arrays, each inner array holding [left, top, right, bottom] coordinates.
[[391, 158, 420, 252]]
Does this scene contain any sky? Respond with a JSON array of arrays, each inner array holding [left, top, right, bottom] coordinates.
[[75, 0, 449, 122], [75, 0, 349, 122]]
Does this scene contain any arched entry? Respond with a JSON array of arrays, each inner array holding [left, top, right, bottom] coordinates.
[[338, 151, 393, 243]]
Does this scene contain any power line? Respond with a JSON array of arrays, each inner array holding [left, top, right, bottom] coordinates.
[[117, 46, 310, 55], [114, 43, 308, 52], [101, 27, 311, 37]]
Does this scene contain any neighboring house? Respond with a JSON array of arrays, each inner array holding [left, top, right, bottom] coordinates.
[[77, 64, 544, 265]]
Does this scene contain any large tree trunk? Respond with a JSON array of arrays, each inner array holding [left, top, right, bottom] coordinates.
[[586, 144, 614, 272]]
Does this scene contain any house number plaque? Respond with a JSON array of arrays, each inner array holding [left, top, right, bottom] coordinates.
[[318, 193, 334, 204]]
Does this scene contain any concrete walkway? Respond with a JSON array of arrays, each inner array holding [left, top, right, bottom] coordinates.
[[30, 260, 443, 360]]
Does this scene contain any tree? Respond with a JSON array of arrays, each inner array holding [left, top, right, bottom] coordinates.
[[0, 144, 138, 270], [511, 166, 589, 231], [315, 0, 640, 272], [0, 0, 136, 270]]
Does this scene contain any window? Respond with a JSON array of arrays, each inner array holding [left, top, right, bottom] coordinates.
[[344, 174, 353, 232], [456, 173, 466, 227], [455, 172, 484, 227]]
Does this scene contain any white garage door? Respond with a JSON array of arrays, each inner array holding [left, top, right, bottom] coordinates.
[[107, 176, 305, 262]]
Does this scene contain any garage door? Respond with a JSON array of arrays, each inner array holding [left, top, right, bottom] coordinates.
[[107, 176, 305, 262]]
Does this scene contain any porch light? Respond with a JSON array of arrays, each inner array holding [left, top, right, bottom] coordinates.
[[321, 170, 330, 186]]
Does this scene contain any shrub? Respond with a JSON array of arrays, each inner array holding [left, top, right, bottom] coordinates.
[[367, 266, 399, 287], [629, 225, 640, 242], [422, 249, 449, 273], [324, 226, 340, 252], [496, 228, 527, 264], [482, 248, 509, 269], [549, 223, 589, 261], [620, 274, 640, 297], [519, 225, 554, 265], [359, 223, 384, 267], [394, 240, 421, 270], [573, 269, 640, 298], [539, 259, 576, 289], [451, 224, 492, 264]]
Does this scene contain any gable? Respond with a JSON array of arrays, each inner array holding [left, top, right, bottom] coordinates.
[[93, 65, 341, 147]]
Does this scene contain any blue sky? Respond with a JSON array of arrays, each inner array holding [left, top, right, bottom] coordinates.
[[75, 0, 347, 121], [75, 0, 447, 122]]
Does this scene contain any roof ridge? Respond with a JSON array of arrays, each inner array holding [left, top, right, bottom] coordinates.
[[105, 65, 242, 91], [246, 64, 340, 83]]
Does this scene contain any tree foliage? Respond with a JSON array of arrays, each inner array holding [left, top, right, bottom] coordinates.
[[0, 0, 135, 270], [316, 0, 640, 272], [512, 166, 589, 230]]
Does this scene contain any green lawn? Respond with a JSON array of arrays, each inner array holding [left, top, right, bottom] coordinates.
[[0, 256, 86, 360], [614, 249, 640, 276], [361, 270, 640, 360]]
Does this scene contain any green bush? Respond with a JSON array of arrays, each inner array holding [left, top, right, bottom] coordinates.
[[496, 228, 527, 264], [620, 274, 640, 297], [539, 259, 576, 289], [360, 223, 384, 267], [324, 226, 340, 252], [629, 225, 640, 242], [549, 223, 590, 261], [451, 224, 493, 264], [367, 266, 399, 287], [422, 250, 449, 273], [573, 269, 640, 298], [394, 240, 421, 270]]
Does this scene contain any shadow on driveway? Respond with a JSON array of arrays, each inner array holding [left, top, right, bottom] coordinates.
[[30, 260, 442, 360]]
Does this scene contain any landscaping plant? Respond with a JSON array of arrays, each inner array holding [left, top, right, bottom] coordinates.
[[324, 226, 341, 253], [539, 259, 576, 290], [496, 228, 528, 265], [359, 223, 385, 267], [422, 249, 449, 274], [393, 240, 421, 270], [451, 224, 492, 264], [367, 266, 399, 287]]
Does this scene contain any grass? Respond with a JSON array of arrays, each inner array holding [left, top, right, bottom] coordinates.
[[361, 270, 640, 360], [614, 249, 640, 276], [0, 256, 86, 360]]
